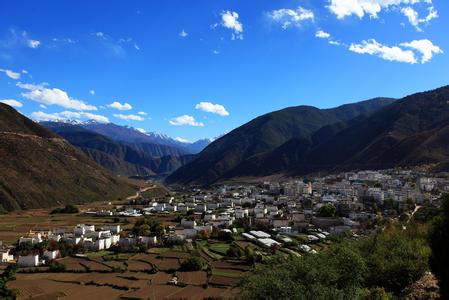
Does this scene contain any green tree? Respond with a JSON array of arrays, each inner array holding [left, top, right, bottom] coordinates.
[[429, 193, 449, 297], [180, 256, 204, 271], [317, 203, 336, 217]]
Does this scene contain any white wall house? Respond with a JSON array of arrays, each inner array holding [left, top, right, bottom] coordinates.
[[43, 250, 59, 261], [18, 254, 40, 267], [1, 250, 14, 263]]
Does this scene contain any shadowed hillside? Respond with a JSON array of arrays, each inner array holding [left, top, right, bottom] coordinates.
[[0, 104, 137, 211]]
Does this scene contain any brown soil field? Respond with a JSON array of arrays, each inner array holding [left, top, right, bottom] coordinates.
[[129, 253, 160, 264], [129, 253, 181, 271], [211, 260, 252, 271], [148, 272, 173, 284], [152, 257, 181, 271], [120, 284, 184, 299], [10, 270, 241, 299], [76, 273, 148, 289], [126, 259, 153, 272], [159, 251, 191, 259], [164, 285, 240, 299], [8, 278, 125, 299], [118, 272, 154, 281], [80, 259, 113, 271], [177, 271, 208, 286], [57, 257, 89, 271], [208, 275, 240, 286]]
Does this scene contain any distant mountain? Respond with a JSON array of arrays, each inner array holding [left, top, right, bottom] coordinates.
[[176, 138, 218, 154], [41, 122, 194, 177], [79, 122, 212, 153], [166, 97, 396, 186], [0, 104, 137, 211]]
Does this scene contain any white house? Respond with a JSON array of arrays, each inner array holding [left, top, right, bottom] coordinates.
[[43, 250, 59, 261], [1, 250, 14, 263], [103, 225, 121, 234], [139, 236, 157, 246], [181, 219, 196, 229], [18, 254, 40, 267]]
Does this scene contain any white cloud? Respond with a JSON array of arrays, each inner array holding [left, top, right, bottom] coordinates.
[[108, 101, 132, 111], [175, 137, 192, 144], [96, 32, 106, 39], [400, 39, 443, 63], [268, 6, 314, 29], [179, 29, 188, 38], [0, 68, 21, 79], [137, 111, 147, 115], [316, 30, 331, 39], [22, 69, 28, 74], [30, 110, 109, 123], [0, 29, 40, 50], [169, 115, 204, 127], [89, 89, 95, 95], [401, 6, 438, 31], [59, 111, 110, 123], [31, 111, 61, 122], [134, 43, 140, 50], [39, 104, 47, 109], [212, 50, 220, 55], [113, 113, 144, 121], [348, 38, 442, 64], [221, 11, 244, 40], [0, 99, 23, 107], [349, 39, 417, 63], [27, 39, 40, 48], [329, 40, 341, 46], [17, 82, 97, 110], [328, 0, 437, 22], [195, 102, 229, 116]]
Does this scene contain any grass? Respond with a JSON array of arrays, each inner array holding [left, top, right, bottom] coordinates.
[[86, 250, 114, 259], [202, 248, 223, 260], [209, 243, 231, 256], [212, 270, 243, 278], [148, 247, 170, 254], [103, 253, 134, 261]]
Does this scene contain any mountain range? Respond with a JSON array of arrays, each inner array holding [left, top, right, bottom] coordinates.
[[79, 122, 213, 154], [0, 103, 137, 211], [41, 122, 195, 177], [166, 86, 449, 186]]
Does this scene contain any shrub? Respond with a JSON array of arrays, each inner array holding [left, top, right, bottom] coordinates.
[[180, 256, 204, 271]]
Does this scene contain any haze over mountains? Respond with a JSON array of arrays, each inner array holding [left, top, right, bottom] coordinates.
[[167, 86, 449, 186], [0, 103, 137, 211]]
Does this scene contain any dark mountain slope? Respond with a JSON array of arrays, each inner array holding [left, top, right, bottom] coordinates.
[[296, 85, 449, 173], [228, 85, 449, 178], [166, 97, 394, 185], [0, 104, 137, 211]]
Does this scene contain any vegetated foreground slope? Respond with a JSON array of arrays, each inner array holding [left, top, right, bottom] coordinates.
[[166, 97, 395, 186], [0, 104, 137, 211], [42, 122, 194, 176]]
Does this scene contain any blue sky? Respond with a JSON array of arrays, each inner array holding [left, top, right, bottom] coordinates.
[[0, 0, 448, 142]]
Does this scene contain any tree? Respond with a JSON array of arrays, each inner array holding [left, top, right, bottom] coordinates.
[[180, 256, 204, 271], [429, 193, 449, 297], [240, 243, 367, 299], [317, 203, 336, 217]]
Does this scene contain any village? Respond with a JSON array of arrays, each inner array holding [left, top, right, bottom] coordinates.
[[0, 168, 447, 298]]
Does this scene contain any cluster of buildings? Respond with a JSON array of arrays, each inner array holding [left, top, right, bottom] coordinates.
[[1, 169, 447, 268]]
